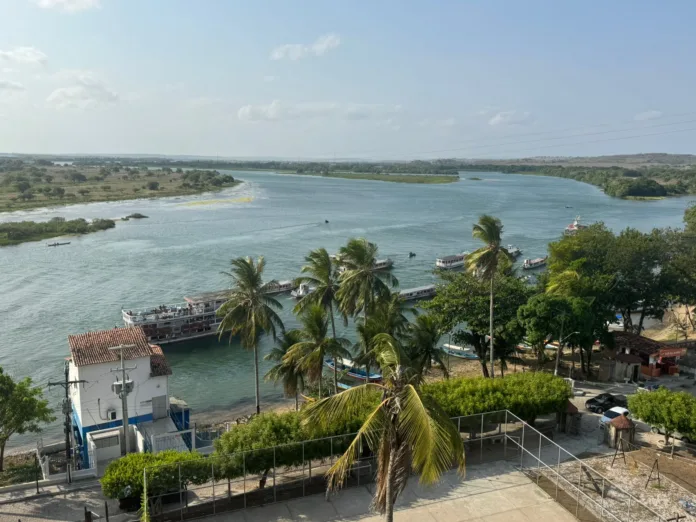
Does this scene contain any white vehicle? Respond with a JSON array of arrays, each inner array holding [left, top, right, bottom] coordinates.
[[598, 406, 630, 428]]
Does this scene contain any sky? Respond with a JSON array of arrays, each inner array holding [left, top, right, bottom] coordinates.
[[1, 0, 696, 159]]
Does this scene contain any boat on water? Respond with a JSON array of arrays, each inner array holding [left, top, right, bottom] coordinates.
[[522, 256, 548, 270], [338, 258, 394, 273], [564, 216, 587, 236], [399, 285, 437, 301], [435, 252, 468, 269], [325, 357, 382, 381], [47, 242, 71, 247], [337, 382, 353, 390], [122, 289, 231, 344], [291, 282, 315, 299], [264, 280, 297, 295], [441, 344, 479, 360], [507, 245, 522, 258]]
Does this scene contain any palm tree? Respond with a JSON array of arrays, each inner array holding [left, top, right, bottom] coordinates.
[[336, 238, 398, 319], [284, 304, 351, 398], [337, 238, 398, 379], [217, 256, 284, 415], [304, 334, 465, 521], [264, 330, 305, 411], [407, 313, 448, 378], [294, 248, 346, 391], [466, 215, 511, 378]]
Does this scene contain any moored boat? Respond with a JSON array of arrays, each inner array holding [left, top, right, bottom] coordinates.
[[291, 282, 315, 299], [507, 245, 522, 258], [441, 343, 479, 360], [263, 280, 296, 294], [564, 216, 587, 236], [435, 253, 468, 269], [325, 357, 382, 381], [47, 241, 71, 247], [522, 256, 547, 270], [399, 285, 436, 301], [338, 258, 394, 273]]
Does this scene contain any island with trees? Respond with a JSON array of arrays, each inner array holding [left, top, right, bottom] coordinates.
[[0, 158, 240, 213], [0, 217, 117, 246]]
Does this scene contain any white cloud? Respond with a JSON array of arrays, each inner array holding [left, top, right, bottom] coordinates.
[[46, 71, 118, 109], [33, 0, 100, 11], [1, 68, 15, 74], [0, 80, 25, 91], [488, 110, 534, 126], [270, 33, 340, 61], [238, 100, 401, 122], [263, 75, 276, 83], [634, 110, 663, 121], [0, 46, 47, 65]]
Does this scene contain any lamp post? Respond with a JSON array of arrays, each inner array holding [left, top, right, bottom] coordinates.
[[555, 330, 579, 377]]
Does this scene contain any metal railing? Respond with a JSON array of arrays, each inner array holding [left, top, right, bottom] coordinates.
[[142, 410, 673, 522]]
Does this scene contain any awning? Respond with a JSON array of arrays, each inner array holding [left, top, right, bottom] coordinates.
[[658, 347, 687, 358]]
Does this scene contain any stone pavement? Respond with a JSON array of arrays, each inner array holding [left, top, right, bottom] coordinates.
[[202, 461, 576, 522]]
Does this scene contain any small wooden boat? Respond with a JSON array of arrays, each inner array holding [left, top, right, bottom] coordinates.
[[441, 344, 479, 360], [47, 242, 71, 247], [325, 358, 382, 381]]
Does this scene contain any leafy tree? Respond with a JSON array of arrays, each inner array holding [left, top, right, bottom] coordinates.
[[0, 368, 54, 471], [68, 172, 87, 183], [14, 180, 31, 192], [629, 389, 696, 444], [426, 270, 530, 377], [685, 204, 696, 233], [146, 181, 159, 191], [466, 215, 513, 377], [284, 304, 351, 398], [264, 330, 305, 411], [304, 333, 465, 521], [217, 257, 284, 414]]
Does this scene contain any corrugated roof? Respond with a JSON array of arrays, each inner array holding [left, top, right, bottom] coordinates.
[[150, 345, 172, 377], [68, 327, 152, 367]]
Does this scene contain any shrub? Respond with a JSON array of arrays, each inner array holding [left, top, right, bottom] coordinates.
[[146, 181, 159, 190], [629, 388, 696, 443]]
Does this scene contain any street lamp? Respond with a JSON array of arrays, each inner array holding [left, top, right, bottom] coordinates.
[[555, 331, 579, 377]]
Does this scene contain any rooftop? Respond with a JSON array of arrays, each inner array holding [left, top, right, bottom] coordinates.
[[150, 345, 173, 377], [184, 289, 231, 304], [614, 331, 666, 356], [69, 327, 152, 366]]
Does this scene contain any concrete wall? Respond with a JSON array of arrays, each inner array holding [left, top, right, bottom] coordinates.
[[69, 357, 169, 431]]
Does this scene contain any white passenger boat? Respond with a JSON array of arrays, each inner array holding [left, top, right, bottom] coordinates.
[[436, 252, 468, 269], [507, 245, 522, 258], [325, 357, 382, 381], [338, 258, 394, 273], [291, 282, 315, 299], [564, 216, 587, 236], [399, 285, 436, 301], [522, 256, 548, 270], [263, 280, 296, 294], [441, 344, 479, 360]]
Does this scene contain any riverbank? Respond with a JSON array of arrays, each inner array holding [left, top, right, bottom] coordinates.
[[0, 217, 116, 246], [0, 162, 241, 213]]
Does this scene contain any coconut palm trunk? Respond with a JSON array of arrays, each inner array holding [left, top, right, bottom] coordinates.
[[253, 345, 260, 414], [329, 302, 339, 393], [385, 441, 397, 522], [489, 277, 495, 378]]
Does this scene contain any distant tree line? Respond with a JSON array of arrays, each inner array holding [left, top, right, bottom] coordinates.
[[0, 217, 116, 246]]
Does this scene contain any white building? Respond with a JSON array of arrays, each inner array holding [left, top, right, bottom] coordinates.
[[68, 326, 190, 469]]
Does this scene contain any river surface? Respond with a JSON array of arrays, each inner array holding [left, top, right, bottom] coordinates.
[[1, 171, 693, 447]]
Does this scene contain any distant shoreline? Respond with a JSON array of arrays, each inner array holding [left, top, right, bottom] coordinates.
[[278, 170, 460, 184]]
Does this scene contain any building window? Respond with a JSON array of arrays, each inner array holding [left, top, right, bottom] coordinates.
[[94, 435, 120, 449]]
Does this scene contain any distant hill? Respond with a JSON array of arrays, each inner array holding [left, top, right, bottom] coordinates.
[[463, 153, 696, 168]]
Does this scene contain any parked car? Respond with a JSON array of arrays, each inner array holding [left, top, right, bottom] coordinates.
[[599, 406, 630, 428], [651, 425, 694, 444], [638, 379, 664, 392], [585, 393, 628, 414]]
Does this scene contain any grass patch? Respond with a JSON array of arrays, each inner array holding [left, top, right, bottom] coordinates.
[[624, 196, 666, 201], [0, 453, 39, 487]]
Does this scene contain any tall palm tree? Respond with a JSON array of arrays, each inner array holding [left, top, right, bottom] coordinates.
[[466, 215, 511, 378], [407, 313, 448, 378], [217, 256, 284, 415], [284, 304, 351, 398], [264, 330, 305, 411], [304, 334, 465, 522], [294, 248, 346, 372], [336, 238, 398, 319], [337, 238, 398, 379]]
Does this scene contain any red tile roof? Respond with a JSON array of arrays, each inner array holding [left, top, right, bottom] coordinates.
[[68, 327, 153, 367], [149, 345, 172, 377], [610, 414, 634, 430], [614, 331, 666, 357]]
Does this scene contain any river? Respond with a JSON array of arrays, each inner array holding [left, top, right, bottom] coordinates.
[[1, 170, 693, 447]]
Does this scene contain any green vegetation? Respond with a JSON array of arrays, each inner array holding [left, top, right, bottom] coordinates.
[[0, 453, 40, 487], [628, 388, 696, 444], [0, 217, 116, 246], [123, 213, 148, 220], [0, 159, 240, 213], [0, 367, 54, 471]]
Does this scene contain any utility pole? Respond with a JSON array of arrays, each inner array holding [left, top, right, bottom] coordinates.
[[110, 345, 136, 455], [48, 361, 87, 477]]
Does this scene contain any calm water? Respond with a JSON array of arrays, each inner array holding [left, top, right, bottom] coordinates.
[[1, 171, 693, 445]]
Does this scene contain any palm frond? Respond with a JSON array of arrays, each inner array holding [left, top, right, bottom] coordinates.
[[302, 382, 384, 432]]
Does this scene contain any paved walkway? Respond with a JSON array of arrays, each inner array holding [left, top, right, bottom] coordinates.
[[202, 461, 576, 522]]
